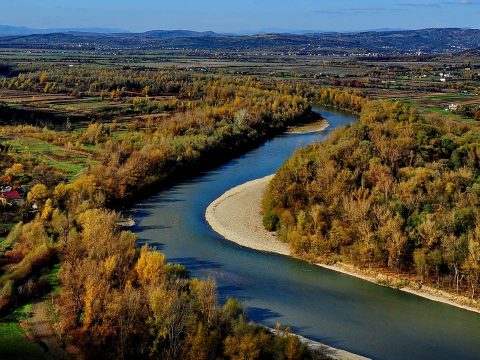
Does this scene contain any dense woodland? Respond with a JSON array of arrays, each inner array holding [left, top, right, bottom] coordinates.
[[264, 92, 480, 298], [3, 208, 315, 359], [0, 64, 330, 359], [0, 65, 316, 203]]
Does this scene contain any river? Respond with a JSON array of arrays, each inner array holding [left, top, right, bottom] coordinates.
[[134, 108, 480, 360]]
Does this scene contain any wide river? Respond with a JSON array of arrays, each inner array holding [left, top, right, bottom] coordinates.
[[134, 108, 480, 360]]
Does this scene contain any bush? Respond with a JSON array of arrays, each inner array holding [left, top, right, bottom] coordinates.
[[0, 280, 14, 312], [263, 211, 279, 231]]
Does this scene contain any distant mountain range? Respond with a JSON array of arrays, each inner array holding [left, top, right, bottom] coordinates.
[[0, 27, 479, 55], [0, 25, 412, 37]]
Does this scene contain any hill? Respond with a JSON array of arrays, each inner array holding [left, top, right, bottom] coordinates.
[[0, 28, 479, 55]]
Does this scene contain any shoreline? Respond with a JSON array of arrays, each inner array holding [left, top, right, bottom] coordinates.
[[286, 118, 330, 134], [268, 328, 370, 360], [206, 175, 370, 360], [205, 176, 480, 317]]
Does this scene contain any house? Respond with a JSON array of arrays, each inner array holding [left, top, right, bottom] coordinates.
[[0, 190, 23, 205], [448, 103, 459, 111]]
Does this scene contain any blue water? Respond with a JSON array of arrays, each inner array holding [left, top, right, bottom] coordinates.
[[134, 108, 480, 360]]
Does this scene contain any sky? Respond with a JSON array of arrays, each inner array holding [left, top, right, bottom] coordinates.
[[1, 0, 480, 33]]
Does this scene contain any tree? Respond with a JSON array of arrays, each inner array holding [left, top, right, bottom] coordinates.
[[463, 228, 480, 298], [105, 285, 147, 360], [191, 278, 217, 330], [39, 72, 48, 84], [413, 249, 428, 288], [443, 234, 468, 292], [50, 208, 70, 245], [58, 259, 87, 329], [135, 245, 165, 288], [27, 183, 49, 208], [427, 249, 443, 287], [381, 216, 407, 271], [224, 330, 261, 360], [142, 85, 150, 96], [148, 286, 189, 359], [40, 198, 54, 221]]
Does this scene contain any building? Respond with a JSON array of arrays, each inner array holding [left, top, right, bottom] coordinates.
[[0, 190, 23, 205]]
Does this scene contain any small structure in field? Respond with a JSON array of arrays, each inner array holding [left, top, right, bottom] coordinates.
[[448, 103, 459, 111]]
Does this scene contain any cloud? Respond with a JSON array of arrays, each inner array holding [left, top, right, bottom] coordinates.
[[397, 2, 441, 7], [397, 0, 480, 7], [442, 0, 480, 4], [313, 7, 405, 15]]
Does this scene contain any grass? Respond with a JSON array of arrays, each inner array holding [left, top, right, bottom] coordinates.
[[424, 93, 475, 100], [7, 137, 98, 179], [405, 103, 480, 127], [0, 261, 61, 360], [0, 236, 10, 253], [0, 304, 48, 360], [44, 263, 61, 295]]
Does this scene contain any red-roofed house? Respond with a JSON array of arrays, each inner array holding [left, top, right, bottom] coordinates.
[[1, 191, 23, 204]]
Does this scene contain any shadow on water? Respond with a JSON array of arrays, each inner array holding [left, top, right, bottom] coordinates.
[[247, 306, 284, 324], [136, 240, 165, 250], [145, 196, 184, 206], [134, 197, 184, 220], [169, 257, 223, 271], [133, 224, 171, 232], [217, 285, 251, 302]]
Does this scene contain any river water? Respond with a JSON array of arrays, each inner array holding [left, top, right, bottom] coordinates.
[[134, 108, 480, 360]]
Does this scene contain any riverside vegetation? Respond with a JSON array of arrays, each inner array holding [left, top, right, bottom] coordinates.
[[1, 51, 479, 357], [264, 88, 480, 302], [0, 63, 331, 359]]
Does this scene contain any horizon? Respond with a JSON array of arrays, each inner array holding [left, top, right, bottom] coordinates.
[[3, 0, 480, 34], [1, 24, 479, 36]]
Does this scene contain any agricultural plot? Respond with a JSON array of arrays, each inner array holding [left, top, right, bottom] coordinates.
[[5, 136, 98, 179]]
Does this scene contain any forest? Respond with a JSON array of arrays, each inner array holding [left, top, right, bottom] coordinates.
[[0, 62, 329, 359], [2, 54, 479, 358], [264, 91, 480, 299]]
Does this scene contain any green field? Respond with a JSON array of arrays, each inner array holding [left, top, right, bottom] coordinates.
[[0, 305, 48, 360], [7, 137, 98, 179]]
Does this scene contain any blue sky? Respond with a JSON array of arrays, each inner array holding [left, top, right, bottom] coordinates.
[[2, 0, 480, 33]]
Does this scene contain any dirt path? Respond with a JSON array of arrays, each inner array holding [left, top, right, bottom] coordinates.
[[25, 301, 69, 360]]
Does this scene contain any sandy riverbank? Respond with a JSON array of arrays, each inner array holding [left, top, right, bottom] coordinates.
[[286, 118, 330, 134], [205, 176, 480, 317], [206, 176, 370, 360], [206, 175, 289, 255]]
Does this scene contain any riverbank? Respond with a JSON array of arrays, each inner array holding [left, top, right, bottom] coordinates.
[[206, 175, 289, 255], [205, 176, 480, 316], [286, 118, 329, 134], [206, 176, 370, 360], [268, 328, 370, 360]]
